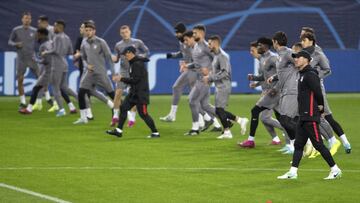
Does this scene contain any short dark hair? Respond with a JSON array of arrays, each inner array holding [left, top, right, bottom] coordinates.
[[22, 11, 31, 17], [55, 20, 66, 28], [292, 42, 303, 49], [250, 41, 258, 48], [38, 15, 48, 21], [182, 30, 194, 38], [272, 31, 287, 46], [301, 26, 315, 34], [300, 32, 316, 45], [174, 22, 186, 33], [121, 25, 130, 30], [257, 37, 273, 48], [193, 24, 206, 33], [84, 20, 96, 29], [37, 28, 49, 36], [209, 35, 222, 44]]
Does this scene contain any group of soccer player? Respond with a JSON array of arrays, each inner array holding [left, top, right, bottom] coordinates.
[[10, 11, 351, 179]]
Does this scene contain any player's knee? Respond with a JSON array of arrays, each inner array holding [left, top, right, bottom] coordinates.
[[312, 141, 326, 151], [172, 84, 178, 91], [115, 88, 122, 96], [33, 85, 42, 93], [251, 106, 262, 118], [137, 111, 146, 119], [17, 76, 24, 82], [78, 88, 88, 97], [119, 104, 127, 114], [260, 116, 271, 125], [294, 139, 306, 150], [189, 99, 197, 106], [325, 114, 335, 124]]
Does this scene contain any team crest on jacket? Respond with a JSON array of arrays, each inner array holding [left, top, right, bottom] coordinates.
[[93, 45, 97, 49]]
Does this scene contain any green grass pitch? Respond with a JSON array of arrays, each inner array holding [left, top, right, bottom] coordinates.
[[0, 94, 359, 202]]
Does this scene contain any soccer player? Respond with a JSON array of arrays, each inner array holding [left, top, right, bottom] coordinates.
[[248, 41, 288, 143], [111, 25, 150, 127], [73, 21, 115, 124], [30, 15, 55, 111], [300, 31, 351, 154], [277, 50, 341, 180], [72, 21, 114, 121], [38, 15, 54, 40], [266, 31, 298, 154], [42, 20, 77, 117], [160, 22, 196, 122], [203, 35, 248, 139], [8, 12, 40, 108], [239, 37, 285, 148], [106, 46, 160, 138], [19, 28, 52, 114], [181, 27, 226, 136]]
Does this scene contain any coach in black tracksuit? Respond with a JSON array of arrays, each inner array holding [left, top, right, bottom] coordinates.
[[106, 46, 159, 138], [290, 50, 341, 177], [278, 50, 341, 179]]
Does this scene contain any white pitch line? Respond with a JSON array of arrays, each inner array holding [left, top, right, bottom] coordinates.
[[0, 183, 71, 203], [0, 166, 359, 173]]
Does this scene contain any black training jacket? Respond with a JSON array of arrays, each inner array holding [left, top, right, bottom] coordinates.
[[121, 56, 150, 104], [297, 65, 324, 123]]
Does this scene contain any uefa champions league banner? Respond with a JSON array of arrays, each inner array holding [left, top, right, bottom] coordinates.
[[1, 1, 360, 52], [0, 50, 359, 96]]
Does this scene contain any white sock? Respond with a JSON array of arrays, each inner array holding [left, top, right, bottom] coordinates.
[[45, 91, 51, 100], [36, 98, 42, 105], [26, 104, 33, 112], [68, 102, 76, 111], [86, 108, 93, 118], [331, 164, 340, 172], [290, 166, 298, 174], [20, 95, 26, 104], [170, 105, 178, 117], [198, 114, 205, 127], [213, 118, 221, 128], [224, 129, 231, 134], [80, 109, 87, 120], [272, 136, 281, 142], [203, 113, 212, 121], [339, 134, 350, 146], [236, 117, 243, 124], [290, 139, 295, 146], [192, 122, 199, 130], [115, 128, 123, 133], [328, 136, 337, 146], [128, 111, 136, 122], [58, 108, 65, 113], [113, 109, 119, 119], [248, 136, 255, 141], [107, 100, 114, 109]]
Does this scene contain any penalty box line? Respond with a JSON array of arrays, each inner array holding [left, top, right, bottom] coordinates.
[[0, 182, 71, 203]]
